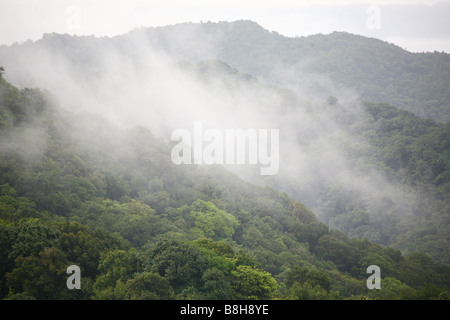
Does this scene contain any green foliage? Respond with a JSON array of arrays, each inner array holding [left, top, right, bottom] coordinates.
[[230, 265, 278, 300], [121, 272, 174, 300], [200, 268, 233, 300], [286, 282, 334, 300], [192, 238, 235, 258], [145, 239, 211, 292], [79, 198, 169, 247], [188, 199, 239, 240], [8, 218, 61, 261], [315, 233, 360, 273], [286, 266, 331, 292], [6, 247, 68, 300], [0, 76, 448, 300], [358, 252, 394, 277], [367, 277, 417, 300], [93, 249, 142, 298]]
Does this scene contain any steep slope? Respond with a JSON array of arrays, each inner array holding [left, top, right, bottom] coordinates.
[[126, 20, 450, 121], [1, 75, 449, 300], [0, 19, 448, 277], [168, 59, 450, 266], [2, 27, 448, 265]]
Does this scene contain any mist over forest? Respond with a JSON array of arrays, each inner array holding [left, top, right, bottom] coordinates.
[[0, 20, 449, 300]]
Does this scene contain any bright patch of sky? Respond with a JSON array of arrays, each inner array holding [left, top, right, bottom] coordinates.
[[0, 0, 449, 52]]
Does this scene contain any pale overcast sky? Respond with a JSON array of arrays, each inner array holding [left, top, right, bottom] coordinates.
[[0, 0, 449, 52]]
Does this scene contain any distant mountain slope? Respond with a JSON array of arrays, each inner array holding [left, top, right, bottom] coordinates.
[[1, 20, 449, 121], [170, 59, 450, 266], [122, 20, 450, 121]]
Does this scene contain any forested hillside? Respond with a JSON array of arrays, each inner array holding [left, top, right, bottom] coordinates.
[[1, 75, 449, 300], [175, 58, 450, 266], [0, 20, 449, 300], [1, 21, 449, 122], [299, 100, 450, 264], [0, 23, 448, 264], [129, 20, 450, 121]]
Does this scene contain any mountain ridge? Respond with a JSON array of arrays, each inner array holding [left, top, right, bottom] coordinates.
[[1, 20, 449, 121]]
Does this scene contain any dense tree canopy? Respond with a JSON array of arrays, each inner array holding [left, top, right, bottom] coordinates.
[[0, 66, 449, 300]]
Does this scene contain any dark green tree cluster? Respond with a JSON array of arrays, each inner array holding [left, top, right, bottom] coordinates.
[[92, 238, 278, 300], [362, 101, 450, 194], [0, 217, 130, 299], [310, 100, 450, 265]]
